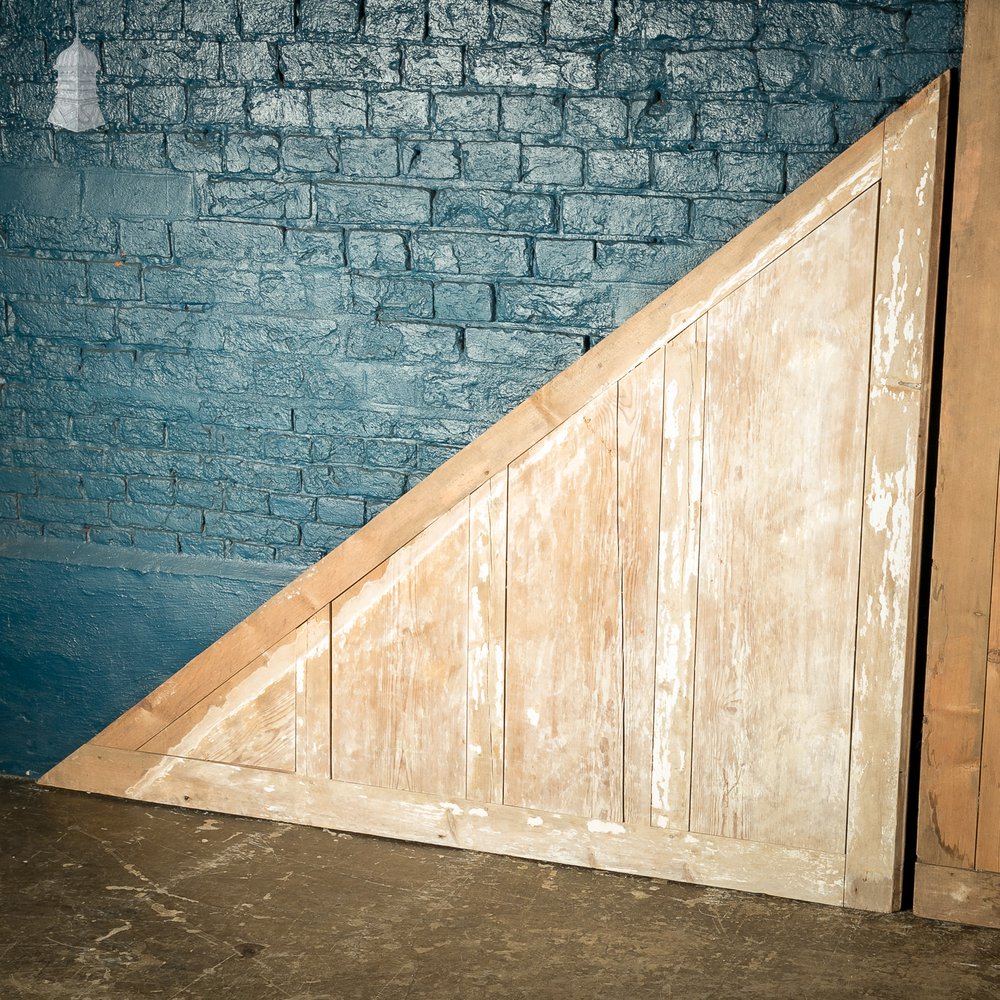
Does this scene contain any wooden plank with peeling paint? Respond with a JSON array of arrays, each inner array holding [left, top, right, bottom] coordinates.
[[295, 605, 332, 779]]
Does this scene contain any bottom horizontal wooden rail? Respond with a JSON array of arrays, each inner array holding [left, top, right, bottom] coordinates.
[[40, 744, 846, 907], [913, 862, 1000, 928]]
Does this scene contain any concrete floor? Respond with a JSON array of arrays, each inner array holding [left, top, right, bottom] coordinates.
[[1, 777, 998, 1000]]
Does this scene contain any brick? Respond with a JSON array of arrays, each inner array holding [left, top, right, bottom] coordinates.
[[21, 496, 109, 525], [226, 541, 276, 561], [692, 198, 774, 242], [768, 103, 835, 146], [347, 231, 408, 270], [188, 85, 246, 125], [54, 132, 109, 168], [429, 0, 490, 41], [340, 138, 398, 177], [402, 140, 461, 180], [491, 1, 544, 43], [11, 302, 116, 343], [249, 87, 309, 127], [207, 178, 311, 219], [88, 262, 141, 301], [105, 40, 219, 82], [465, 325, 581, 368], [522, 145, 582, 185], [1, 257, 86, 298], [563, 193, 687, 238], [144, 264, 258, 306], [82, 168, 194, 219], [652, 151, 718, 192], [303, 464, 405, 501], [434, 189, 554, 232], [282, 134, 341, 173], [127, 475, 174, 504], [549, 0, 612, 40], [786, 152, 835, 192], [718, 152, 784, 193], [411, 233, 530, 277], [282, 43, 399, 84], [470, 47, 596, 90], [224, 485, 270, 513], [370, 90, 430, 132], [662, 51, 758, 94], [342, 321, 458, 363], [404, 46, 464, 87], [617, 1, 755, 43], [697, 101, 767, 142], [631, 97, 694, 142], [5, 215, 116, 254], [462, 141, 520, 183], [316, 182, 430, 225], [171, 219, 285, 260], [533, 239, 594, 280], [285, 229, 346, 266], [597, 49, 662, 92], [0, 166, 81, 218], [223, 41, 276, 81], [270, 493, 316, 520], [434, 282, 493, 322], [310, 89, 367, 131], [301, 521, 352, 550], [185, 0, 238, 34], [36, 473, 82, 499], [880, 53, 953, 101], [315, 496, 365, 525], [759, 1, 903, 49], [167, 131, 224, 172], [238, 0, 294, 34], [205, 510, 297, 543], [435, 93, 499, 131], [298, 0, 359, 33], [130, 85, 186, 124], [564, 97, 628, 141], [587, 149, 649, 189], [809, 55, 880, 102], [225, 132, 280, 173], [907, 3, 964, 52], [352, 275, 433, 319], [112, 134, 169, 171], [594, 240, 713, 282], [497, 282, 613, 326], [0, 469, 35, 495], [81, 474, 127, 500], [366, 0, 424, 38], [757, 50, 810, 95], [500, 94, 562, 137], [175, 477, 222, 508]]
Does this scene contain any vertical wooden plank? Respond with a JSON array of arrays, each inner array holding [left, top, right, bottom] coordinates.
[[918, 2, 1000, 875], [504, 387, 624, 821], [691, 190, 877, 856], [847, 79, 949, 911], [974, 488, 1000, 873], [295, 605, 332, 779], [329, 499, 470, 798], [650, 320, 706, 831], [619, 350, 665, 826], [466, 471, 508, 804]]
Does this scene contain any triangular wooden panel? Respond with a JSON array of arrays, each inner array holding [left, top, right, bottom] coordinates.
[[41, 78, 950, 913]]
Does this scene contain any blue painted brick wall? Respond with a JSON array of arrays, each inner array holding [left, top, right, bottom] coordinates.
[[0, 0, 963, 565]]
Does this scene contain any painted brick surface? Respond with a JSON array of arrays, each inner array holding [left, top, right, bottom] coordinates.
[[0, 0, 963, 564]]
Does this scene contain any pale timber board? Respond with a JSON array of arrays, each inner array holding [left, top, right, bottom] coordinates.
[[139, 629, 299, 773], [466, 472, 508, 804], [619, 350, 666, 826], [847, 77, 950, 911], [974, 485, 1000, 872], [40, 745, 847, 908], [328, 499, 469, 798], [913, 863, 1000, 929], [86, 108, 889, 754], [504, 387, 624, 821], [295, 606, 332, 779], [651, 320, 707, 831], [917, 5, 1000, 872], [690, 189, 877, 856]]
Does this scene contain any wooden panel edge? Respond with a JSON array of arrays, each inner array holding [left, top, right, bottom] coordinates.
[[39, 744, 846, 907], [913, 863, 1000, 928]]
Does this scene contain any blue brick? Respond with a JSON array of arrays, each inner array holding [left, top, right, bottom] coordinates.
[[238, 0, 293, 34], [224, 485, 270, 514], [222, 42, 276, 81], [497, 282, 613, 326], [587, 149, 649, 189], [316, 182, 430, 225], [652, 151, 718, 192], [0, 166, 81, 218], [469, 48, 596, 90], [500, 95, 562, 137], [175, 478, 223, 508], [759, 2, 903, 49], [366, 0, 423, 38], [11, 302, 116, 343], [248, 87, 309, 127], [0, 468, 36, 494], [184, 0, 238, 35], [786, 152, 836, 192], [403, 46, 464, 87], [697, 101, 767, 142], [105, 40, 219, 81], [429, 0, 489, 41], [411, 233, 530, 277], [0, 494, 18, 519], [130, 85, 186, 125], [225, 133, 280, 174], [809, 56, 880, 102], [692, 198, 774, 242], [303, 463, 405, 501], [310, 89, 367, 131], [127, 475, 175, 504], [82, 168, 194, 220], [402, 141, 461, 180], [631, 97, 694, 142], [172, 219, 285, 261], [880, 54, 953, 101], [617, 1, 755, 43], [907, 3, 964, 52], [465, 325, 581, 368], [270, 493, 316, 520], [597, 49, 662, 92], [21, 496, 109, 525], [663, 51, 758, 95], [563, 193, 687, 238], [352, 275, 433, 319], [365, 439, 417, 469], [1, 258, 86, 298], [36, 473, 82, 499], [462, 141, 520, 183], [370, 90, 430, 132], [434, 282, 493, 322], [54, 132, 109, 168], [315, 495, 365, 525], [166, 132, 224, 172], [769, 103, 836, 146], [490, 1, 544, 42], [81, 474, 126, 500], [180, 534, 225, 557], [548, 0, 612, 40], [522, 145, 583, 185], [88, 262, 141, 301], [227, 540, 277, 561], [5, 215, 116, 254], [435, 93, 499, 132], [282, 43, 398, 84], [144, 265, 258, 306], [188, 86, 247, 125], [595, 240, 713, 283], [533, 239, 594, 280], [285, 228, 346, 265], [434, 189, 554, 232], [342, 321, 457, 363], [132, 528, 180, 553], [204, 510, 297, 543], [757, 50, 810, 95], [117, 307, 223, 350], [718, 152, 784, 193], [207, 178, 311, 219], [301, 521, 352, 551], [112, 134, 169, 171], [566, 98, 628, 140], [340, 138, 398, 177], [298, 0, 359, 34], [282, 134, 341, 173], [347, 230, 408, 270]]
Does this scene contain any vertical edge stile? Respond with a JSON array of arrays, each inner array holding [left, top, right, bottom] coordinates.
[[650, 318, 707, 831], [845, 78, 949, 911], [619, 350, 666, 825], [467, 473, 508, 804], [294, 604, 333, 779]]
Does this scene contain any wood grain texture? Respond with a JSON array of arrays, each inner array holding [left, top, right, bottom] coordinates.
[[849, 79, 951, 911], [618, 350, 665, 826], [691, 190, 877, 855], [139, 628, 300, 772], [295, 605, 332, 779], [651, 321, 706, 831], [504, 387, 624, 821], [917, 4, 1000, 874], [87, 112, 886, 754], [329, 500, 470, 798], [913, 863, 1000, 929], [466, 472, 508, 803], [41, 744, 848, 908]]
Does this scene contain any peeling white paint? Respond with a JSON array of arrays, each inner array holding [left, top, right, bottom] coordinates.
[[526, 707, 540, 727], [527, 816, 544, 827], [587, 819, 626, 834]]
